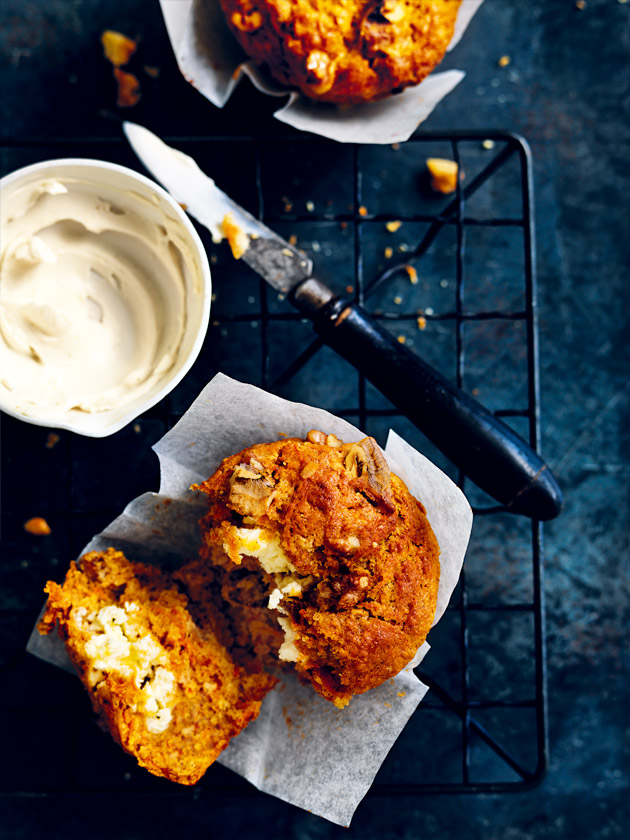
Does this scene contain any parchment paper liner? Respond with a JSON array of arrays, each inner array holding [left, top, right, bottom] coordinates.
[[159, 0, 485, 144], [28, 373, 472, 825]]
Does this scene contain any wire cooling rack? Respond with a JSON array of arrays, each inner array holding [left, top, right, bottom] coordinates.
[[232, 130, 548, 794], [0, 130, 546, 797]]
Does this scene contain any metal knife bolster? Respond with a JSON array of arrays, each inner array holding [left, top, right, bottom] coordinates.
[[290, 277, 338, 313], [290, 276, 363, 336]]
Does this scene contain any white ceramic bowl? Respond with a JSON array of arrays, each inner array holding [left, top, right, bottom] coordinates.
[[0, 158, 211, 437]]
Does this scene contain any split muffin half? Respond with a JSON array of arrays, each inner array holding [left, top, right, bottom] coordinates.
[[195, 431, 440, 708]]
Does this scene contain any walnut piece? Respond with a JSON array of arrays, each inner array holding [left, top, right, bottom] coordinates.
[[305, 50, 336, 95], [314, 574, 368, 610], [381, 1, 406, 23], [301, 461, 318, 479], [228, 461, 274, 518], [306, 429, 343, 447], [230, 10, 263, 32], [343, 437, 395, 511]]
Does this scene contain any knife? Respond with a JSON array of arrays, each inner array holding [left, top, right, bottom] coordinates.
[[123, 122, 563, 521]]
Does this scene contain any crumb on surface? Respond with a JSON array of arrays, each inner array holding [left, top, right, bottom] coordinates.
[[101, 30, 137, 67], [222, 213, 250, 259], [385, 220, 402, 233], [113, 68, 141, 107], [426, 158, 459, 194], [24, 517, 51, 536], [405, 265, 418, 284], [101, 30, 141, 107]]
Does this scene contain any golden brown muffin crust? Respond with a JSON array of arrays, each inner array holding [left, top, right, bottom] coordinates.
[[197, 433, 440, 706], [220, 0, 462, 104]]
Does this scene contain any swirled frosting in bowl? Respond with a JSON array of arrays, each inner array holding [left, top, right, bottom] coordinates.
[[0, 160, 211, 436]]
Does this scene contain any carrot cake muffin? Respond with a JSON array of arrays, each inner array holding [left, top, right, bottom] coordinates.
[[220, 0, 462, 104], [196, 430, 440, 708], [39, 547, 275, 785]]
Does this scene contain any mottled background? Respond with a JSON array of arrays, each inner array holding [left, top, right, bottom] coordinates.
[[0, 1, 628, 838]]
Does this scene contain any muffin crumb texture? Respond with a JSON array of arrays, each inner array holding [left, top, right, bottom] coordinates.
[[220, 0, 462, 104], [39, 548, 274, 784]]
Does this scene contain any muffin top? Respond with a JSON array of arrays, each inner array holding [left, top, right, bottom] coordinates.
[[220, 0, 462, 104], [197, 431, 440, 707]]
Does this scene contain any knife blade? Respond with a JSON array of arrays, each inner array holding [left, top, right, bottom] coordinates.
[[123, 123, 312, 292], [123, 122, 563, 521]]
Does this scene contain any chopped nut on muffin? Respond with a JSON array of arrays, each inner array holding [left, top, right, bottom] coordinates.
[[196, 432, 440, 708], [220, 0, 462, 104]]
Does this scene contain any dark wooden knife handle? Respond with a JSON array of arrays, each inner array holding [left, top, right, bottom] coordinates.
[[291, 279, 563, 520]]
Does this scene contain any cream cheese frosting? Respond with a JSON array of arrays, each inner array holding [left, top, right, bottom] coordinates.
[[0, 175, 196, 423]]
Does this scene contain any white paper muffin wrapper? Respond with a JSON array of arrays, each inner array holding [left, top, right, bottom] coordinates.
[[28, 373, 472, 825], [160, 0, 485, 144]]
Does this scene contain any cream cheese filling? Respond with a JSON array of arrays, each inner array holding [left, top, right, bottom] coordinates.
[[268, 572, 315, 610], [74, 602, 176, 734], [226, 525, 311, 664], [276, 616, 306, 664], [225, 526, 296, 574]]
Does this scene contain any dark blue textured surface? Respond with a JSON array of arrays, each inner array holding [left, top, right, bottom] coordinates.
[[1, 1, 628, 837]]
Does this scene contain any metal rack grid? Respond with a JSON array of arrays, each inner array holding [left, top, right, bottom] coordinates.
[[373, 132, 547, 794], [0, 129, 547, 797], [201, 129, 548, 794]]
